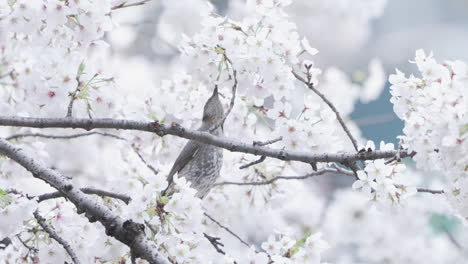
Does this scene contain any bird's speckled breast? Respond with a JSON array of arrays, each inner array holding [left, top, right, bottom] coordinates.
[[178, 144, 223, 198]]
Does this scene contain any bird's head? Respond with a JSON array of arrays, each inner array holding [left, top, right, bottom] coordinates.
[[202, 87, 224, 127]]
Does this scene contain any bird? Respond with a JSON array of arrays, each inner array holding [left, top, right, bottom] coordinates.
[[162, 87, 224, 198]]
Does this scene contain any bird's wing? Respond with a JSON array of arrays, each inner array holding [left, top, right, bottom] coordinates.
[[166, 140, 200, 186]]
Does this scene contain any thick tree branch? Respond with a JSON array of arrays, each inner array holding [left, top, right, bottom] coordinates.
[[6, 131, 125, 141], [292, 70, 359, 151], [0, 116, 414, 165], [34, 210, 81, 264], [0, 139, 168, 264]]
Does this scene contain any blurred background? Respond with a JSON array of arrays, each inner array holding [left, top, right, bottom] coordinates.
[[109, 0, 468, 144], [352, 0, 468, 143], [91, 2, 468, 262]]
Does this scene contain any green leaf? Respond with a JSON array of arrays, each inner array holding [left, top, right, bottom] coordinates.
[[289, 247, 300, 257], [159, 195, 170, 205], [289, 231, 312, 257], [214, 46, 225, 55], [0, 193, 12, 208], [295, 231, 312, 248], [136, 175, 149, 186], [460, 123, 468, 136], [149, 113, 158, 121], [0, 189, 7, 195], [145, 206, 157, 218], [77, 85, 90, 100], [77, 61, 85, 76]]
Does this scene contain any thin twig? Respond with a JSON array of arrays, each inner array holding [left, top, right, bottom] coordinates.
[[6, 188, 24, 196], [385, 153, 416, 165], [416, 188, 444, 194], [292, 70, 359, 151], [239, 137, 283, 169], [253, 136, 283, 147], [203, 233, 225, 255], [6, 131, 159, 176], [37, 187, 132, 204], [385, 139, 402, 165], [16, 235, 37, 257], [204, 213, 251, 249], [330, 163, 353, 174], [384, 140, 416, 165], [111, 0, 152, 10], [144, 220, 158, 235], [66, 73, 99, 118], [239, 156, 266, 169], [132, 145, 160, 175], [211, 70, 238, 132], [443, 226, 464, 252], [0, 70, 14, 79], [345, 160, 360, 179], [66, 89, 79, 118], [216, 168, 353, 186], [204, 213, 270, 262], [34, 210, 81, 264]]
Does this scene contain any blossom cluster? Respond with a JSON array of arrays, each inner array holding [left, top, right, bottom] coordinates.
[[261, 232, 329, 264], [0, 196, 129, 263], [179, 0, 320, 100], [125, 175, 210, 263], [1, 0, 465, 263], [173, 0, 386, 165], [389, 50, 468, 220], [352, 141, 416, 207], [0, 192, 37, 238], [0, 0, 115, 117]]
